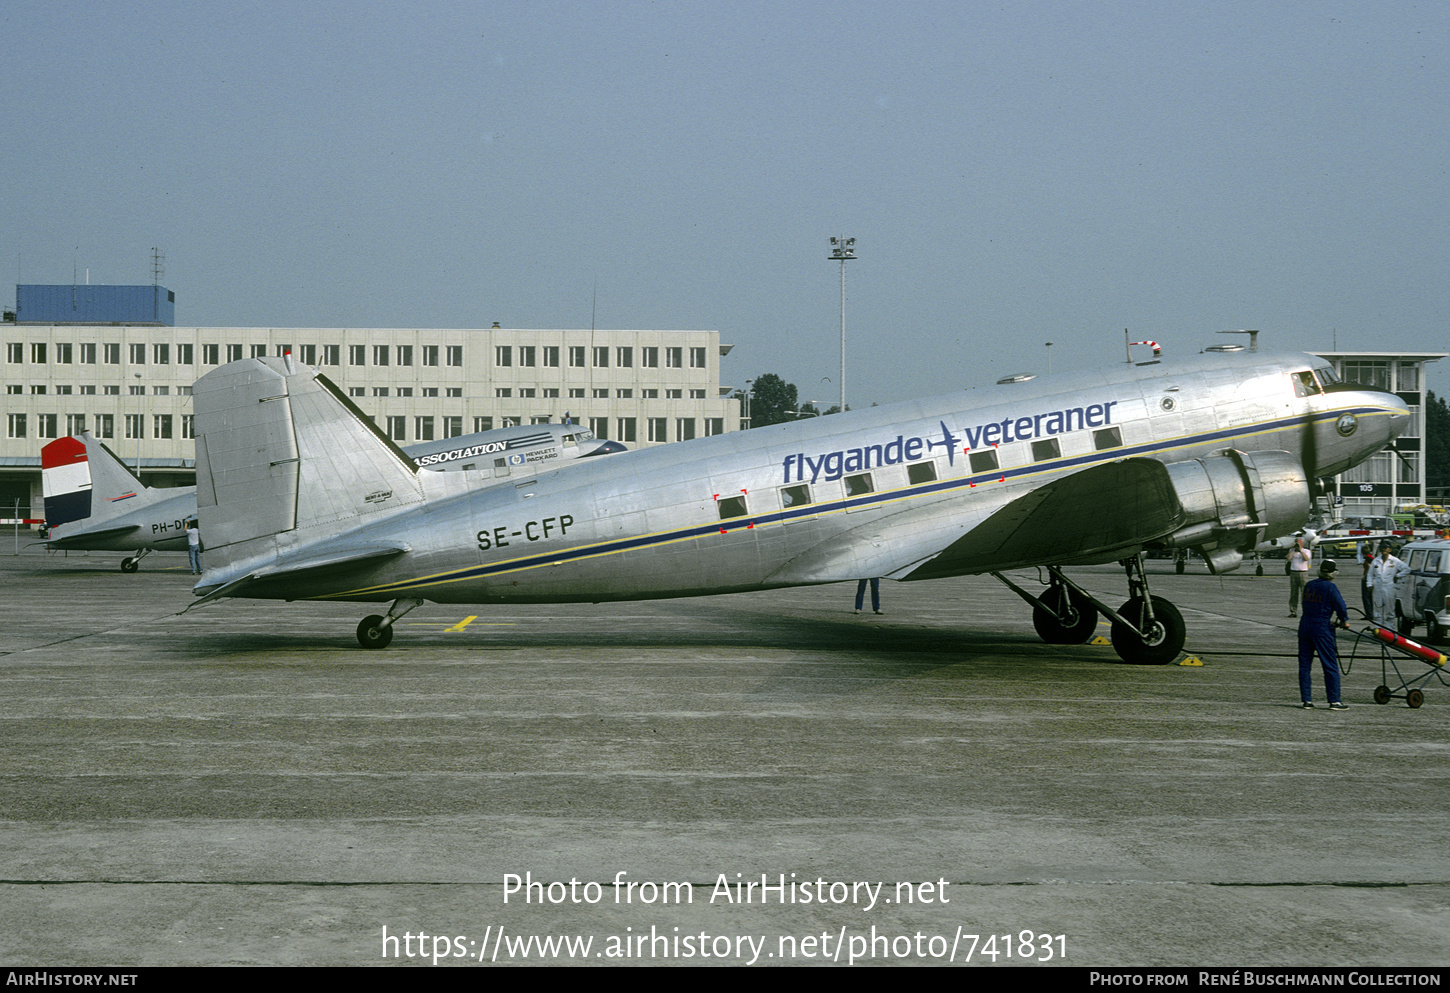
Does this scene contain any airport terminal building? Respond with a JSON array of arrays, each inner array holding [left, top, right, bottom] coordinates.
[[1, 285, 741, 518]]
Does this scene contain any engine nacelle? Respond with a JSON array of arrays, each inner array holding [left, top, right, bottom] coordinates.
[[1159, 450, 1310, 574]]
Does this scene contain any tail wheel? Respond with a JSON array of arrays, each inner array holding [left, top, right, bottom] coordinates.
[[356, 615, 393, 649], [1110, 596, 1185, 665], [1033, 585, 1099, 644]]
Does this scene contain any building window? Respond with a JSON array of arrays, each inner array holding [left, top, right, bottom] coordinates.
[[95, 414, 113, 438], [616, 347, 632, 368], [32, 343, 48, 363], [543, 388, 559, 398], [705, 418, 725, 436], [103, 385, 119, 396], [56, 343, 73, 364], [125, 414, 144, 440], [648, 417, 668, 443], [543, 346, 559, 367], [182, 414, 195, 439], [589, 417, 609, 439], [80, 343, 97, 364], [617, 417, 637, 442], [38, 416, 59, 442], [322, 345, 340, 366], [1341, 360, 1389, 391], [415, 416, 435, 441], [422, 387, 438, 397], [675, 418, 696, 442], [569, 346, 586, 368], [153, 343, 170, 364], [496, 388, 512, 398], [617, 389, 632, 399], [177, 343, 193, 364], [5, 385, 19, 394], [128, 343, 145, 364], [349, 387, 365, 397], [446, 345, 463, 367], [423, 345, 439, 367], [666, 347, 682, 368], [386, 416, 406, 441], [593, 388, 609, 399], [519, 346, 536, 367], [373, 345, 390, 366], [203, 343, 220, 364], [373, 387, 389, 397], [152, 386, 169, 396], [443, 416, 463, 438], [446, 388, 462, 398], [473, 416, 493, 432], [350, 345, 366, 366], [5, 343, 20, 363], [569, 388, 585, 399], [227, 344, 244, 362], [179, 385, 192, 396], [1398, 362, 1420, 391], [666, 389, 682, 399], [519, 388, 536, 398], [642, 389, 658, 399], [690, 347, 706, 368], [66, 413, 86, 435], [7, 413, 25, 438], [128, 385, 144, 396], [642, 346, 658, 368], [297, 344, 314, 365], [495, 345, 512, 367], [250, 344, 267, 358], [397, 345, 413, 366], [105, 343, 121, 364], [531, 415, 551, 425], [79, 385, 95, 396], [31, 385, 47, 395], [690, 389, 705, 399], [593, 346, 609, 368], [153, 414, 173, 439]]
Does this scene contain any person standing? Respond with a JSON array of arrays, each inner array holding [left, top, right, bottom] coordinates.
[[1298, 560, 1349, 710], [1356, 541, 1375, 620], [854, 578, 882, 615], [1287, 538, 1312, 617], [186, 520, 202, 575], [1366, 542, 1410, 627]]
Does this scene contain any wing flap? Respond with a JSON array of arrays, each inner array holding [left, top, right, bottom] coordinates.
[[904, 458, 1185, 581]]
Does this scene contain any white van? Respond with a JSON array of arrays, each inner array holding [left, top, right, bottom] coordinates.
[[1395, 538, 1450, 643]]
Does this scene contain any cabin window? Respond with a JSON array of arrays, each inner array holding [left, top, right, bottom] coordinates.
[[1292, 370, 1321, 397], [844, 473, 873, 497], [969, 450, 999, 473], [1032, 438, 1061, 462], [1093, 426, 1123, 450], [718, 495, 748, 519], [781, 485, 812, 508], [907, 462, 937, 484]]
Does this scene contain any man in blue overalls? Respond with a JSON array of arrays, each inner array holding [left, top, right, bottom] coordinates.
[[1299, 559, 1350, 710]]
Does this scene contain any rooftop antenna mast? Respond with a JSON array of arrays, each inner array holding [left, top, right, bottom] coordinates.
[[151, 247, 166, 322]]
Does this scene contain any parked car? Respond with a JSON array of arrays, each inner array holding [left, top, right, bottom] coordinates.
[[1395, 538, 1450, 643]]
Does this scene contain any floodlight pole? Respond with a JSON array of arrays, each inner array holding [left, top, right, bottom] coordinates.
[[828, 236, 856, 413]]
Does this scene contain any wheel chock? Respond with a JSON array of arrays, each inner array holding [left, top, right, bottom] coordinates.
[[1178, 655, 1204, 667], [1090, 634, 1112, 646]]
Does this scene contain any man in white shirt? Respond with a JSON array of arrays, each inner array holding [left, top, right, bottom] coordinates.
[[1366, 543, 1410, 627], [1287, 538, 1312, 617]]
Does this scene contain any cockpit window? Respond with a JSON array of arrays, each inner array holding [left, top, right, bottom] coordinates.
[[1292, 370, 1322, 398], [1315, 366, 1340, 387]]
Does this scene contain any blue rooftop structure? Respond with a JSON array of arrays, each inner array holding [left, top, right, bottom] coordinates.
[[16, 284, 175, 325]]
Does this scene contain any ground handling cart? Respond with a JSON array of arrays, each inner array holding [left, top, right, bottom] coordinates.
[[1348, 623, 1450, 708]]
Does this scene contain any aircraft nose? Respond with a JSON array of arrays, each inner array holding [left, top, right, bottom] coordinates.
[[1385, 396, 1411, 440]]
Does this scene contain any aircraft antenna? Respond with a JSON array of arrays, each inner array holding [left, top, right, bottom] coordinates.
[[1217, 329, 1260, 352]]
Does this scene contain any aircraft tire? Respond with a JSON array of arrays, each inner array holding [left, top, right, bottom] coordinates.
[[1374, 685, 1392, 705], [1032, 586, 1098, 644], [1110, 596, 1185, 665], [120, 558, 138, 573], [357, 615, 393, 649], [1175, 558, 1186, 575], [1255, 563, 1264, 577]]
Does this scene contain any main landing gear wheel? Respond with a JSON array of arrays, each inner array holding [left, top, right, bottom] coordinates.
[[1373, 685, 1392, 705], [357, 615, 393, 649], [1110, 596, 1185, 665], [120, 557, 138, 573], [1033, 584, 1099, 644], [1407, 689, 1424, 709]]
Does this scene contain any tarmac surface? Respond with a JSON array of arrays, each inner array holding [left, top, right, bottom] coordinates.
[[2, 545, 1448, 967]]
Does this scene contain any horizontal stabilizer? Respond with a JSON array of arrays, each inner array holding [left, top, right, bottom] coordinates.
[[190, 541, 410, 608]]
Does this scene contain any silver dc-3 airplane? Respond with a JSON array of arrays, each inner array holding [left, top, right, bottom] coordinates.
[[186, 343, 1408, 663], [42, 421, 624, 571]]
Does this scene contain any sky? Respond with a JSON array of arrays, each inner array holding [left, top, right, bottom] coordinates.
[[3, 0, 1447, 403]]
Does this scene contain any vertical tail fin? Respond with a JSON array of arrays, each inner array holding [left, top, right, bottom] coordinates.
[[43, 433, 162, 532], [193, 357, 426, 574]]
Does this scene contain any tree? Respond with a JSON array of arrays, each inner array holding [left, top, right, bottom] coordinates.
[[1426, 389, 1449, 489], [744, 373, 799, 428]]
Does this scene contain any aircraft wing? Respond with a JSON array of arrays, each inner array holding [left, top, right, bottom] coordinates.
[[902, 458, 1184, 580]]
